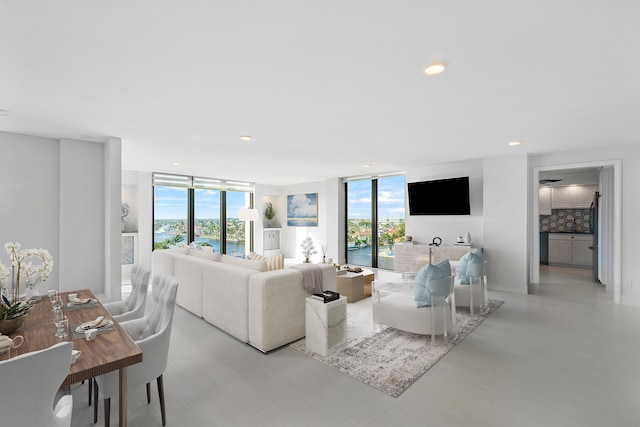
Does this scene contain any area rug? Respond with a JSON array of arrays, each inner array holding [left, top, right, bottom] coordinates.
[[290, 298, 503, 398]]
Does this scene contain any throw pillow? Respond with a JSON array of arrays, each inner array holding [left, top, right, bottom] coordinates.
[[414, 259, 451, 307], [455, 249, 484, 285], [188, 241, 202, 251], [249, 252, 285, 271]]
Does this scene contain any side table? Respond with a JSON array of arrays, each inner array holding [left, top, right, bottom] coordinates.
[[305, 296, 347, 356]]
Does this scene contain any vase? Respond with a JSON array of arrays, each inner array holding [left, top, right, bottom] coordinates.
[[25, 286, 41, 301], [0, 315, 26, 335], [322, 256, 326, 263], [304, 257, 310, 263]]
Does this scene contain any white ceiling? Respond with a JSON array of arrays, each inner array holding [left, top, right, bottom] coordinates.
[[1, 1, 639, 185]]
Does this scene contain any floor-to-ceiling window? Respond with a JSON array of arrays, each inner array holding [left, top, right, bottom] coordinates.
[[346, 179, 373, 267], [153, 173, 254, 254], [345, 175, 405, 269]]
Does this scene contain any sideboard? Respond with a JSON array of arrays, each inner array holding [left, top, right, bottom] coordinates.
[[393, 243, 476, 273]]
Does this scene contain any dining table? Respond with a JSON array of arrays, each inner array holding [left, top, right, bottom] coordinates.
[[9, 289, 142, 427]]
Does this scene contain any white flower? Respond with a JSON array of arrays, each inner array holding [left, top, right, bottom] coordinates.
[[300, 237, 318, 259], [0, 263, 9, 287], [2, 242, 54, 289]]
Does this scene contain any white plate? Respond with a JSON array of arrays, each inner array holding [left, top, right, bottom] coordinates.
[[75, 319, 113, 333], [69, 298, 94, 305]]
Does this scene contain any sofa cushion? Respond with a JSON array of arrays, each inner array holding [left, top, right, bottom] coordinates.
[[222, 255, 268, 272], [249, 252, 285, 271], [413, 259, 451, 307], [455, 249, 484, 284], [168, 246, 190, 255], [191, 248, 221, 262]]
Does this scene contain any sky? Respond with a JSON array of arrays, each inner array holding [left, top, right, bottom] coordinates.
[[347, 175, 405, 220], [154, 187, 249, 219]]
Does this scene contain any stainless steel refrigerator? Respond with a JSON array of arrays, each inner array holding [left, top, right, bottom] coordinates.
[[589, 192, 601, 283]]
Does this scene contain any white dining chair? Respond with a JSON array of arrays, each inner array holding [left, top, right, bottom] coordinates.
[[0, 341, 73, 426], [94, 275, 179, 426], [103, 265, 150, 322]]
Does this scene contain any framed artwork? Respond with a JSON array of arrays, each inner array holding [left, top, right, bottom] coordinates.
[[263, 228, 281, 251], [287, 193, 318, 226]]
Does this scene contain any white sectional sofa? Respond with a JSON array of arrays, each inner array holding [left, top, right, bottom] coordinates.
[[152, 248, 336, 352]]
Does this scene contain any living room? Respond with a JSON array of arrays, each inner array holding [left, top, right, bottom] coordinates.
[[2, 2, 640, 426]]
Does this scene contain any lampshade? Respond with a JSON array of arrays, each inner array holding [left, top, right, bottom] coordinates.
[[238, 208, 260, 221]]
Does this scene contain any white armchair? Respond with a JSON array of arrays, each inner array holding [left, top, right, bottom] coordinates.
[[94, 275, 179, 426], [0, 342, 73, 426], [103, 265, 150, 322], [372, 276, 456, 344]]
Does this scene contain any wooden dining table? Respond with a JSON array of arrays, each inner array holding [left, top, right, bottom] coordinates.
[[9, 289, 142, 427]]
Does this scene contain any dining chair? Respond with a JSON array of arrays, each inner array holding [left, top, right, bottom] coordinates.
[[0, 341, 73, 426], [103, 265, 151, 322], [94, 275, 179, 426]]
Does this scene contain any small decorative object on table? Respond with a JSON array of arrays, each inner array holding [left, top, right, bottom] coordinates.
[[0, 295, 35, 335], [300, 237, 317, 263]]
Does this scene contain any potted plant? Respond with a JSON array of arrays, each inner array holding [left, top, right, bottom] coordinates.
[[264, 202, 277, 227], [0, 295, 35, 334]]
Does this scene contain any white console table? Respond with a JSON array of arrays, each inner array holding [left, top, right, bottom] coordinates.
[[393, 243, 476, 273]]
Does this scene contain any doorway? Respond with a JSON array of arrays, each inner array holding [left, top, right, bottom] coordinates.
[[531, 160, 621, 303]]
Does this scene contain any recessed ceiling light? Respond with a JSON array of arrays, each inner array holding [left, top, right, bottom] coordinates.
[[363, 164, 372, 168], [424, 62, 445, 76], [508, 141, 522, 146], [172, 162, 181, 166], [240, 135, 252, 141]]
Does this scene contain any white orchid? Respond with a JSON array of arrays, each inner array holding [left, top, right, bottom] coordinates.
[[3, 242, 55, 289]]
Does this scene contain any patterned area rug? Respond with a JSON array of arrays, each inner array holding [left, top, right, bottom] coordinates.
[[290, 299, 503, 398]]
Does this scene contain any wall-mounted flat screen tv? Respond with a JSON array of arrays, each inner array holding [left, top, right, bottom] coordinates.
[[408, 176, 470, 215]]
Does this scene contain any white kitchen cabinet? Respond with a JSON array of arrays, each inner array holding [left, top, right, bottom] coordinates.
[[551, 185, 597, 209], [551, 186, 574, 208], [572, 238, 593, 266], [548, 233, 592, 267], [574, 185, 596, 208], [539, 187, 551, 215]]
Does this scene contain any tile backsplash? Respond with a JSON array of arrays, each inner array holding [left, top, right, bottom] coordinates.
[[540, 208, 592, 233]]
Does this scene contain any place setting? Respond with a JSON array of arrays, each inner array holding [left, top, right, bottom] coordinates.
[[71, 315, 115, 340], [63, 292, 99, 311]]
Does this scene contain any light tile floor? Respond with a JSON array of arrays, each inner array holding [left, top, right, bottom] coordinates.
[[71, 265, 640, 426]]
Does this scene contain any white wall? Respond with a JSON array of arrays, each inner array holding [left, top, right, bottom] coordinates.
[[0, 132, 61, 290], [0, 131, 119, 296], [60, 138, 106, 294], [483, 154, 529, 294], [405, 159, 484, 247], [279, 181, 328, 263]]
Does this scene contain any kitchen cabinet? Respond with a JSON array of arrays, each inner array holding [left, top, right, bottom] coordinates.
[[548, 233, 592, 267], [539, 187, 551, 215], [574, 185, 596, 208], [551, 185, 597, 209]]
